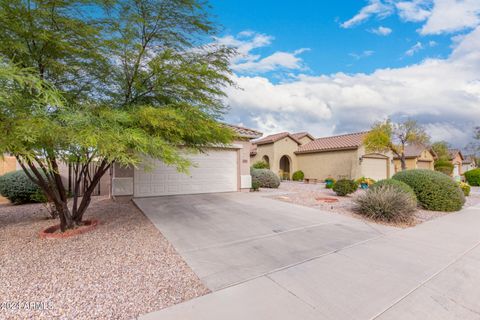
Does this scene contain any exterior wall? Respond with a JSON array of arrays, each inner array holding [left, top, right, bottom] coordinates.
[[112, 140, 251, 196], [463, 163, 476, 173], [451, 153, 463, 179], [252, 137, 299, 179], [251, 143, 275, 169], [272, 137, 299, 178], [235, 139, 254, 190], [299, 136, 314, 145], [0, 156, 17, 176], [297, 149, 360, 180], [393, 149, 434, 173]]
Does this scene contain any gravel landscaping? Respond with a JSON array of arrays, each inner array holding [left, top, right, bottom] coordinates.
[[266, 181, 480, 226], [0, 197, 209, 320]]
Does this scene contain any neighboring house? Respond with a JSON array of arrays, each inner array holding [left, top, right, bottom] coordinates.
[[0, 154, 18, 176], [462, 155, 477, 173], [295, 132, 392, 181], [448, 149, 464, 180], [393, 145, 436, 173], [112, 124, 262, 198], [250, 132, 315, 179]]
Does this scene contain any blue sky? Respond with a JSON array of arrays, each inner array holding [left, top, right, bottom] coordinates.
[[208, 0, 480, 148], [211, 0, 450, 76]]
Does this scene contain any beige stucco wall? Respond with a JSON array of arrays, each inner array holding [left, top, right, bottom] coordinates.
[[252, 137, 299, 178], [297, 149, 360, 180], [451, 153, 463, 177], [0, 156, 17, 176], [299, 136, 313, 145]]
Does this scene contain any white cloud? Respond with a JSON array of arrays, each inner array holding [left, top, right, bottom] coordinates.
[[420, 0, 480, 34], [216, 32, 309, 74], [396, 0, 432, 22], [226, 27, 480, 146], [349, 50, 375, 60], [405, 41, 424, 56], [341, 0, 394, 28], [342, 0, 480, 35], [369, 26, 393, 35]]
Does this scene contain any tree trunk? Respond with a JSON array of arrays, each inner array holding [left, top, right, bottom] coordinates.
[[16, 154, 110, 232], [401, 153, 407, 171]]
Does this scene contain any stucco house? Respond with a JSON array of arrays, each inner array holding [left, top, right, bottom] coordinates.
[[0, 154, 18, 176], [393, 144, 436, 173], [250, 132, 315, 179], [112, 124, 262, 198], [295, 132, 392, 181], [448, 149, 464, 180], [462, 155, 477, 173]]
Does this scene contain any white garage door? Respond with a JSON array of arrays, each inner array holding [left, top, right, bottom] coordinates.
[[361, 158, 388, 181], [134, 149, 238, 197]]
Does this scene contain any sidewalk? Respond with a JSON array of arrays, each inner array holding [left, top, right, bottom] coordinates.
[[141, 204, 480, 320]]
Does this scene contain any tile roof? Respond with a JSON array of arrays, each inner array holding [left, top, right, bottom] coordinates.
[[225, 124, 263, 139], [296, 131, 368, 154], [394, 144, 429, 159], [253, 132, 302, 145], [448, 148, 464, 160], [291, 132, 315, 141]]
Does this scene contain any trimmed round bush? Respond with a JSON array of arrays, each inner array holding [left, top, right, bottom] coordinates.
[[371, 179, 416, 201], [353, 185, 417, 223], [464, 168, 480, 186], [434, 159, 454, 175], [0, 170, 47, 204], [393, 169, 465, 212], [332, 179, 358, 196], [252, 160, 270, 170], [251, 169, 280, 188], [292, 170, 304, 181]]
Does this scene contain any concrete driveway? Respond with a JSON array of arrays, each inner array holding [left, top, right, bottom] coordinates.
[[135, 193, 480, 320], [134, 192, 395, 291]]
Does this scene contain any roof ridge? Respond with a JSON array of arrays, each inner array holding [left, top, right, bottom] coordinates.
[[312, 130, 369, 141]]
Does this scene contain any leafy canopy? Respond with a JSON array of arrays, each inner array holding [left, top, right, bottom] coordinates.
[[364, 119, 430, 157]]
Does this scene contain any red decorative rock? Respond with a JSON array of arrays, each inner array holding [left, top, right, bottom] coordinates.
[[316, 197, 339, 203], [39, 219, 100, 239]]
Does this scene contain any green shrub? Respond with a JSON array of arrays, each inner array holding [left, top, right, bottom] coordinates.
[[251, 169, 280, 188], [393, 169, 465, 212], [332, 179, 358, 196], [252, 160, 270, 170], [0, 170, 47, 204], [434, 159, 454, 175], [371, 179, 416, 200], [292, 170, 304, 181], [464, 168, 480, 186], [251, 180, 260, 191], [353, 185, 417, 223], [458, 182, 471, 197]]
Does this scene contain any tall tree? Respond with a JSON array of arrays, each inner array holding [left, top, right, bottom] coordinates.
[[0, 0, 235, 231], [364, 119, 430, 170], [431, 141, 450, 160]]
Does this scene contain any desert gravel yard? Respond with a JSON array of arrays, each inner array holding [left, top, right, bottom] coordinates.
[[267, 181, 480, 226], [0, 197, 209, 320]]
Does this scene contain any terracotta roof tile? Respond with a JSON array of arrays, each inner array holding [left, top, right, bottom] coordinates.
[[253, 132, 301, 145], [225, 124, 263, 139], [296, 131, 368, 154], [291, 132, 314, 141]]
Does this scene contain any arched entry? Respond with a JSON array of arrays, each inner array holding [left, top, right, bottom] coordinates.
[[262, 155, 270, 167], [279, 155, 291, 180]]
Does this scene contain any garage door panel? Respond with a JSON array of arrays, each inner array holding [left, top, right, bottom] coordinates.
[[361, 158, 388, 181], [134, 149, 238, 197]]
